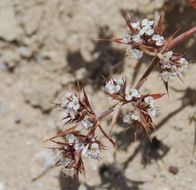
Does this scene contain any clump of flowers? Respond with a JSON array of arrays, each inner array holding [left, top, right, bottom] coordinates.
[[160, 51, 189, 82], [109, 13, 191, 88], [45, 12, 196, 179]]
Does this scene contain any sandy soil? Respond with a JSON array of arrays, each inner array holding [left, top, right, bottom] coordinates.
[[0, 0, 196, 190]]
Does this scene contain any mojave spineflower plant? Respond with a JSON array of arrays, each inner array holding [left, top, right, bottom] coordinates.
[[45, 12, 196, 179]]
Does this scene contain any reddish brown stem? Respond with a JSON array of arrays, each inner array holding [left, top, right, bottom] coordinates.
[[135, 58, 159, 90], [109, 103, 123, 136], [97, 103, 118, 120], [169, 26, 196, 49]]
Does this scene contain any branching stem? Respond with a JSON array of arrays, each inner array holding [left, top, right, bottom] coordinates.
[[169, 26, 196, 49]]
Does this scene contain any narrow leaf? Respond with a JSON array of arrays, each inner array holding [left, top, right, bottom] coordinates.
[[44, 126, 78, 142], [148, 93, 166, 100], [124, 16, 137, 34], [155, 13, 164, 35], [109, 103, 122, 136], [98, 125, 116, 147], [163, 81, 169, 96]]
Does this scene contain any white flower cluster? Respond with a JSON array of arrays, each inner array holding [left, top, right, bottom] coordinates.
[[122, 18, 165, 60], [105, 78, 124, 94], [160, 51, 189, 82], [122, 33, 142, 60], [123, 109, 140, 124], [66, 134, 101, 160], [131, 18, 165, 46], [144, 96, 157, 117], [138, 19, 154, 36], [125, 86, 141, 101], [81, 119, 93, 130], [61, 91, 80, 120], [152, 34, 164, 46], [105, 79, 141, 101], [81, 143, 101, 159], [127, 46, 143, 60]]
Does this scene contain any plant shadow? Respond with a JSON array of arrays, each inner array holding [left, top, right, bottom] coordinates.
[[66, 26, 125, 89], [114, 87, 196, 169], [164, 2, 196, 60], [59, 163, 144, 190]]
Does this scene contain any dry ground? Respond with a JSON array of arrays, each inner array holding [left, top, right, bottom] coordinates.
[[0, 0, 196, 190]]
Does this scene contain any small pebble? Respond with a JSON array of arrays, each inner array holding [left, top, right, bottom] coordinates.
[[14, 113, 21, 124], [168, 166, 179, 175]]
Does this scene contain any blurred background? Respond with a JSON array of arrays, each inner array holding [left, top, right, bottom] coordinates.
[[0, 0, 196, 190]]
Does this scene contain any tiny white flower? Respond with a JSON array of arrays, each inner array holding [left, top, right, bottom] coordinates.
[[163, 51, 173, 62], [160, 62, 171, 69], [61, 111, 69, 118], [123, 110, 140, 124], [160, 71, 173, 82], [141, 19, 154, 28], [105, 80, 116, 94], [81, 144, 89, 158], [131, 110, 140, 121], [60, 92, 80, 120], [144, 96, 157, 117], [65, 91, 72, 98], [60, 91, 73, 108], [74, 140, 85, 151], [130, 20, 140, 30], [123, 114, 133, 124], [105, 79, 123, 94], [67, 96, 80, 111], [132, 34, 141, 43], [152, 34, 164, 46], [144, 96, 155, 108], [122, 34, 131, 43], [125, 86, 141, 101], [129, 48, 142, 60], [61, 97, 69, 108], [148, 107, 157, 117], [139, 27, 154, 36], [81, 119, 93, 129], [67, 107, 77, 119], [139, 19, 154, 36], [115, 78, 124, 85], [176, 67, 186, 74], [66, 133, 76, 144], [179, 58, 188, 67], [89, 143, 100, 159]]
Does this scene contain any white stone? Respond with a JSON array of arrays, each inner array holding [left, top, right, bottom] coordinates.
[[0, 3, 21, 41]]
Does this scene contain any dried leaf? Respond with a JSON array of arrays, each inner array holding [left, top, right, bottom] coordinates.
[[147, 93, 165, 100], [155, 13, 164, 35]]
